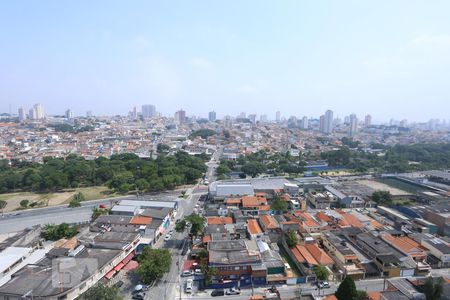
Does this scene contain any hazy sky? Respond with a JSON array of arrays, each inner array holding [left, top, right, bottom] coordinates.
[[1, 1, 450, 122]]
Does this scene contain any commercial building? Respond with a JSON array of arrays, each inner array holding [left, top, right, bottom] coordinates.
[[209, 111, 217, 122], [142, 104, 156, 118]]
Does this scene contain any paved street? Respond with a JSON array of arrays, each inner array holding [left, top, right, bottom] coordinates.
[[0, 192, 181, 234]]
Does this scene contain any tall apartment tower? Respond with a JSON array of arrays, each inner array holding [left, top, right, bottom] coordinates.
[[18, 107, 26, 121], [142, 105, 156, 118], [364, 114, 372, 127], [349, 114, 358, 136], [33, 103, 44, 119], [175, 109, 186, 123], [208, 111, 216, 121], [324, 110, 334, 134], [65, 109, 73, 119], [301, 116, 309, 129], [319, 115, 326, 132], [275, 111, 281, 122]]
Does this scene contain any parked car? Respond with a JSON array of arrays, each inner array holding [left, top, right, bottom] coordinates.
[[194, 268, 203, 275], [211, 289, 225, 297], [113, 280, 124, 288], [181, 270, 194, 277], [185, 279, 193, 293], [132, 292, 145, 300], [317, 281, 330, 289], [226, 287, 240, 295], [164, 234, 172, 241]]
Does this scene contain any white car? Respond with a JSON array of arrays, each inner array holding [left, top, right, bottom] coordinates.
[[164, 234, 171, 241]]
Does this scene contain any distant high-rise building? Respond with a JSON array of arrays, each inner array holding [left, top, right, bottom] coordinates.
[[364, 114, 372, 127], [142, 104, 156, 118], [86, 111, 93, 118], [28, 108, 35, 120], [208, 111, 216, 122], [65, 109, 73, 119], [33, 103, 44, 119], [324, 110, 334, 134], [275, 111, 281, 122], [238, 112, 246, 119], [248, 114, 257, 124], [260, 115, 268, 122], [399, 119, 408, 128], [131, 106, 138, 119], [301, 116, 309, 129], [18, 107, 26, 121], [349, 114, 358, 136], [319, 115, 325, 132], [175, 109, 186, 123]]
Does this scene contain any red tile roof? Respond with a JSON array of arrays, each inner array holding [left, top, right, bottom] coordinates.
[[247, 219, 263, 235], [259, 215, 279, 229], [130, 216, 152, 225], [305, 243, 334, 265], [207, 216, 233, 225]]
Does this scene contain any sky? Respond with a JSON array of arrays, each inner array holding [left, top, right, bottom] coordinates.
[[1, 1, 450, 122]]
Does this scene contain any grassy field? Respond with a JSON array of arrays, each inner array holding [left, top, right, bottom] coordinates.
[[0, 186, 120, 212]]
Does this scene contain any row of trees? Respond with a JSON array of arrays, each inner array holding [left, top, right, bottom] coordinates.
[[217, 150, 307, 178], [321, 143, 450, 173], [0, 151, 207, 194]]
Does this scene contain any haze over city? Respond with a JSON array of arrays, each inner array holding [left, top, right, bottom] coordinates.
[[1, 1, 450, 122]]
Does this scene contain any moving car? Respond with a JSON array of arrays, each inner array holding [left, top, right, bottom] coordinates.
[[211, 289, 225, 297]]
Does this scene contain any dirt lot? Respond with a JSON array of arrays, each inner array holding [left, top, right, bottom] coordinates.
[[357, 180, 410, 196], [0, 186, 117, 212]]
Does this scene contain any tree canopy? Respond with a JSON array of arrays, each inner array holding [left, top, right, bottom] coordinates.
[[423, 277, 444, 300], [371, 190, 392, 205], [313, 265, 329, 281], [189, 129, 216, 139], [285, 230, 298, 248], [41, 223, 78, 241], [0, 151, 206, 194], [80, 284, 122, 300], [136, 248, 172, 284]]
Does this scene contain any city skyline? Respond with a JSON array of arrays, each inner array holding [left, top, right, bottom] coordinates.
[[1, 1, 450, 121]]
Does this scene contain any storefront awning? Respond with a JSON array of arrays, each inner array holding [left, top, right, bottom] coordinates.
[[105, 269, 116, 279], [114, 262, 125, 271]]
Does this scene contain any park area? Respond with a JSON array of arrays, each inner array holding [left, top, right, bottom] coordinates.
[[0, 186, 118, 212]]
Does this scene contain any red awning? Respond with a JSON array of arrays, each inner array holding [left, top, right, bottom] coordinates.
[[105, 269, 116, 279], [114, 262, 125, 271], [123, 260, 139, 271], [122, 252, 134, 265]]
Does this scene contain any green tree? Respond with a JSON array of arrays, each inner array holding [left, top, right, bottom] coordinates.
[[371, 190, 393, 205], [69, 198, 81, 208], [335, 276, 357, 300], [20, 199, 30, 208], [136, 248, 172, 284], [41, 223, 78, 241], [175, 219, 187, 233], [424, 277, 444, 300], [135, 178, 150, 191], [91, 207, 109, 221], [73, 192, 85, 202], [81, 284, 122, 300], [313, 265, 329, 281], [271, 197, 288, 212], [0, 200, 6, 215], [157, 143, 170, 154], [185, 213, 206, 237], [285, 230, 298, 247], [241, 162, 266, 177]]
